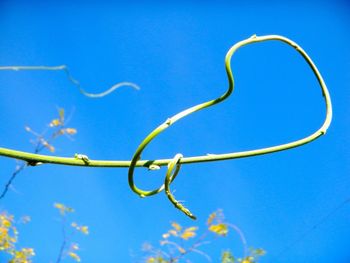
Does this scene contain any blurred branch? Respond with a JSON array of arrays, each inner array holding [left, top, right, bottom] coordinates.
[[141, 210, 265, 263], [0, 65, 140, 97], [0, 108, 76, 200], [54, 203, 89, 263]]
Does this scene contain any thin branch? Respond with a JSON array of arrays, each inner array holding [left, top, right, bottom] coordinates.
[[227, 223, 248, 257], [0, 110, 74, 200], [170, 231, 211, 262], [276, 197, 350, 258], [55, 239, 66, 263], [0, 162, 27, 199], [55, 215, 67, 263], [190, 248, 212, 262], [0, 65, 140, 97]]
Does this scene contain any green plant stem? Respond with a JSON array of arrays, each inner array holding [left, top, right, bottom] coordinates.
[[0, 34, 332, 170], [164, 154, 196, 219], [127, 34, 332, 196]]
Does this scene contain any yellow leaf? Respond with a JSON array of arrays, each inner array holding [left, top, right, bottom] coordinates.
[[54, 203, 64, 209], [184, 226, 197, 232], [49, 119, 62, 127], [252, 248, 266, 256], [71, 223, 89, 235], [69, 252, 81, 262], [11, 248, 35, 262], [21, 247, 35, 256], [59, 108, 65, 122], [180, 226, 198, 240], [171, 222, 182, 232], [209, 223, 228, 236], [2, 219, 11, 228], [181, 230, 196, 240], [207, 211, 216, 225], [80, 226, 89, 235], [65, 128, 77, 135], [54, 203, 74, 215]]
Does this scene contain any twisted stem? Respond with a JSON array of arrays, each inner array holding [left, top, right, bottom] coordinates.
[[164, 154, 196, 220], [0, 34, 332, 171], [127, 34, 332, 197]]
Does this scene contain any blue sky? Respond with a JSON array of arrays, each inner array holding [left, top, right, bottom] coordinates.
[[0, 0, 349, 262]]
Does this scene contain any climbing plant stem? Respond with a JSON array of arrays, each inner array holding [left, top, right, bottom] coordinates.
[[0, 34, 332, 171], [127, 34, 332, 196]]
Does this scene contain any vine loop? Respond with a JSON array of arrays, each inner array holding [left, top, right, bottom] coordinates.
[[126, 34, 332, 218], [0, 35, 332, 169], [0, 34, 333, 219]]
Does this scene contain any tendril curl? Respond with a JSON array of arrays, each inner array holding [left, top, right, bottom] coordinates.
[[0, 34, 333, 218], [164, 154, 196, 220], [127, 34, 332, 213]]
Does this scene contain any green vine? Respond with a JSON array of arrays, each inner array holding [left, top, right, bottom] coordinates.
[[0, 34, 333, 219], [164, 154, 197, 220]]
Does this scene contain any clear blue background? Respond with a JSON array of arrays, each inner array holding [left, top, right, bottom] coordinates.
[[0, 0, 349, 262]]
